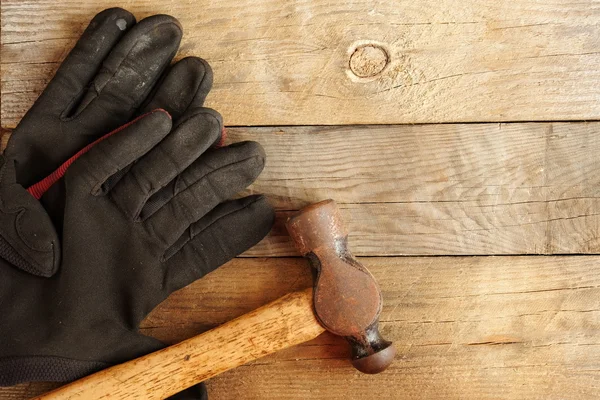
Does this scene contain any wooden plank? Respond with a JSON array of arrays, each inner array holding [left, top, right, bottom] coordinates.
[[229, 122, 600, 255], [2, 122, 598, 255], [2, 0, 600, 127], [4, 256, 598, 399]]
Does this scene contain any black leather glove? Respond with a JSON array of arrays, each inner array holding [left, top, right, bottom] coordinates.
[[0, 8, 275, 398]]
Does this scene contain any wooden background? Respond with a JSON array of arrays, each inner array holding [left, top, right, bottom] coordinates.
[[1, 0, 599, 399]]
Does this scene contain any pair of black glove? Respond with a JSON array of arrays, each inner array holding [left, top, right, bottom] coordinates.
[[0, 8, 275, 399]]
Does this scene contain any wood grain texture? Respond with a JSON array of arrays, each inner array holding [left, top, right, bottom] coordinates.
[[2, 0, 600, 127], [4, 256, 598, 399], [225, 122, 600, 256], [2, 2, 599, 399], [1, 121, 598, 256]]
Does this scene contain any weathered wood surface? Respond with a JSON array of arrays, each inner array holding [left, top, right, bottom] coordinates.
[[2, 122, 598, 255], [2, 0, 600, 127], [235, 122, 600, 256], [4, 256, 599, 399], [2, 2, 600, 399]]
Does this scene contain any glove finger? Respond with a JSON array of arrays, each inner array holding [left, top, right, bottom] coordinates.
[[33, 8, 136, 116], [111, 108, 222, 220], [144, 141, 266, 248], [162, 195, 274, 294], [139, 57, 214, 120], [73, 15, 182, 132], [68, 110, 172, 194]]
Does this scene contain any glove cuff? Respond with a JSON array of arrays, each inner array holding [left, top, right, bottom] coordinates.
[[0, 355, 108, 386]]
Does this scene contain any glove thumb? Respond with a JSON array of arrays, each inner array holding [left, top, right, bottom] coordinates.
[[0, 155, 60, 277]]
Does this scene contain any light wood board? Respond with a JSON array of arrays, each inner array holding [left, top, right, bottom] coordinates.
[[2, 122, 598, 256], [235, 122, 600, 256], [2, 0, 600, 127], [3, 256, 599, 399]]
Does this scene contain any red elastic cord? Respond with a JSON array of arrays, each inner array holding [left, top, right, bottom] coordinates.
[[215, 126, 227, 148], [27, 109, 169, 200]]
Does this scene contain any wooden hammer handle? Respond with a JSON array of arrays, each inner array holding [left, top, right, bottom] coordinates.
[[36, 288, 324, 400]]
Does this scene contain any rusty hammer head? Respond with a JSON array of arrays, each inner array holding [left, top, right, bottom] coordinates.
[[286, 199, 395, 374]]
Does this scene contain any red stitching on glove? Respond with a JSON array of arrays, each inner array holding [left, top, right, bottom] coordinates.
[[27, 109, 170, 200]]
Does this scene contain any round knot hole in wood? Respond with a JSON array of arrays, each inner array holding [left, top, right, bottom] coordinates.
[[349, 44, 389, 78]]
